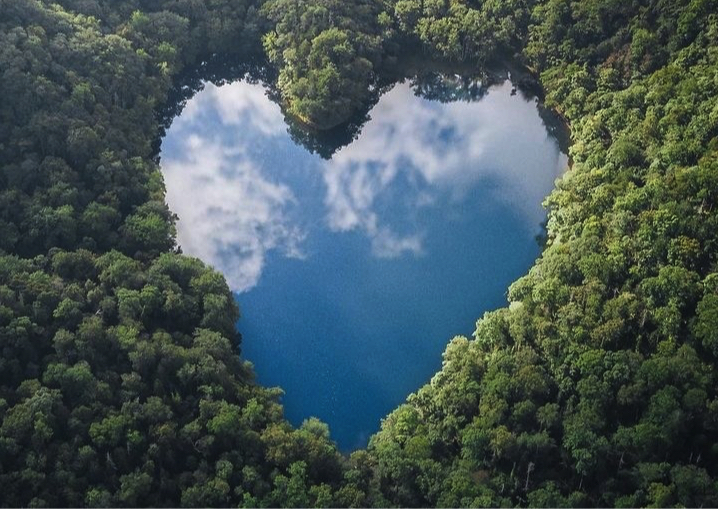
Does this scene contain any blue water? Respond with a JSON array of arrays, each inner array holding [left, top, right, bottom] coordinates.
[[161, 76, 567, 451]]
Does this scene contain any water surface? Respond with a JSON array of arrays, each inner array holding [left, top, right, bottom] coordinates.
[[161, 76, 567, 450]]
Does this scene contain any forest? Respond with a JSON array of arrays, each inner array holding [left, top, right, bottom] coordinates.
[[1, 0, 717, 506]]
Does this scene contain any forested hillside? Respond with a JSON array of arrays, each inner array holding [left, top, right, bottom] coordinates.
[[0, 2, 349, 506], [367, 1, 718, 506], [1, 0, 717, 506]]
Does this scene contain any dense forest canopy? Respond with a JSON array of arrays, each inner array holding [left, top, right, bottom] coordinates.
[[1, 0, 717, 506]]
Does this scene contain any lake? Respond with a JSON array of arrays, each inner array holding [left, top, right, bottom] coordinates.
[[160, 74, 568, 451]]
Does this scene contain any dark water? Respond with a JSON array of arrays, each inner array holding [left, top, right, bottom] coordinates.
[[161, 76, 568, 451]]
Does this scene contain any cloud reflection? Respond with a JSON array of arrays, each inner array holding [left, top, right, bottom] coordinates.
[[323, 82, 565, 255], [178, 81, 285, 135], [163, 131, 303, 292], [162, 80, 566, 292]]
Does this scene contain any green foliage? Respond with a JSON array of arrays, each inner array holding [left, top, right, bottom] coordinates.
[[0, 1, 345, 506], [392, 0, 532, 62], [261, 0, 386, 129], [367, 1, 718, 507], [3, 0, 718, 506]]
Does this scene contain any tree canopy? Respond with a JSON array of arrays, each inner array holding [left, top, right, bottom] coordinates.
[[2, 0, 718, 505]]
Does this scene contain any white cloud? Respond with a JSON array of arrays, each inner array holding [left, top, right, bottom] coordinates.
[[371, 228, 423, 258], [320, 81, 567, 256], [163, 133, 303, 293], [162, 79, 568, 291], [174, 81, 286, 136], [210, 82, 286, 135]]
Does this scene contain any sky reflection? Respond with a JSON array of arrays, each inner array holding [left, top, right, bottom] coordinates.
[[163, 79, 565, 293], [161, 77, 568, 450]]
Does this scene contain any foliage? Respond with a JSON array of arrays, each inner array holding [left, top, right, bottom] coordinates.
[[2, 0, 718, 506], [261, 0, 387, 129], [0, 1, 344, 506], [367, 0, 718, 506]]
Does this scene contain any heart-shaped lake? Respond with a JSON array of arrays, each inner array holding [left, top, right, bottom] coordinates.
[[160, 73, 568, 451]]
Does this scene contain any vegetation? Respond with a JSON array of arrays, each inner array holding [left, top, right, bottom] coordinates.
[[0, 1, 345, 506], [261, 0, 387, 129], [369, 0, 718, 506], [1, 0, 717, 506]]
